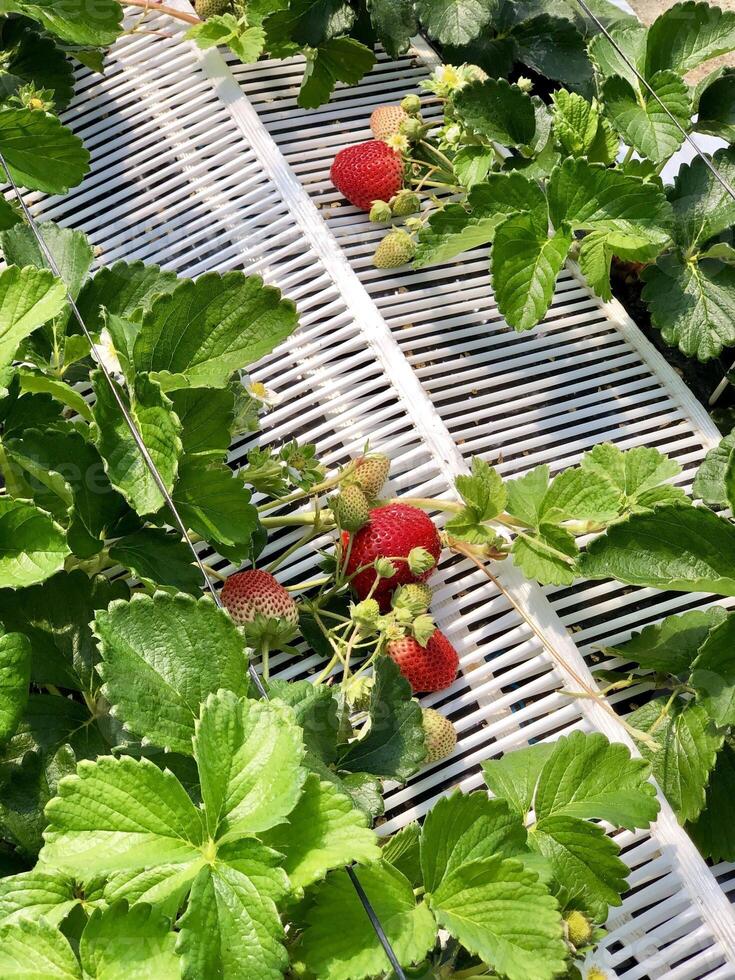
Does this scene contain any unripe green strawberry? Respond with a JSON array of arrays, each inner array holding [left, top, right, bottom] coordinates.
[[399, 117, 424, 141], [391, 189, 420, 216], [565, 910, 593, 948], [352, 454, 390, 499], [369, 200, 393, 223], [422, 708, 457, 764], [195, 0, 231, 18], [332, 485, 370, 532], [401, 94, 421, 115], [374, 229, 415, 269], [392, 582, 433, 615]]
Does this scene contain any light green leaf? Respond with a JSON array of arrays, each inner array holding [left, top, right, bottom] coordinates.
[[102, 865, 199, 921], [491, 213, 572, 331], [429, 855, 567, 980], [602, 71, 690, 165], [16, 369, 92, 421], [694, 432, 735, 506], [700, 242, 735, 263], [381, 822, 422, 885], [548, 158, 672, 252], [0, 265, 66, 367], [645, 0, 735, 75], [415, 172, 544, 267], [551, 89, 615, 162], [511, 524, 577, 586], [0, 0, 122, 45], [455, 457, 506, 521], [302, 862, 437, 980], [415, 0, 492, 44], [0, 106, 88, 194], [530, 815, 628, 920], [454, 78, 536, 147], [452, 144, 494, 187], [108, 528, 203, 595], [691, 615, 735, 726], [186, 15, 265, 62], [580, 442, 685, 513], [94, 593, 250, 754], [688, 740, 735, 862], [338, 656, 425, 781], [298, 37, 376, 110], [482, 743, 555, 820], [420, 791, 527, 893], [0, 868, 78, 926], [610, 606, 728, 675], [133, 271, 297, 389], [194, 690, 305, 839], [589, 21, 647, 88], [667, 147, 735, 249], [578, 504, 735, 595], [168, 456, 260, 560], [534, 730, 658, 830], [80, 902, 179, 980], [264, 774, 379, 889], [0, 497, 69, 588], [695, 67, 735, 141], [75, 261, 179, 334], [0, 630, 30, 743], [0, 916, 81, 979], [542, 465, 622, 523], [578, 231, 613, 301], [629, 696, 723, 822], [0, 570, 127, 694], [505, 464, 549, 527], [642, 251, 735, 361], [2, 222, 92, 301], [41, 755, 205, 876], [91, 371, 182, 516], [176, 860, 288, 980]]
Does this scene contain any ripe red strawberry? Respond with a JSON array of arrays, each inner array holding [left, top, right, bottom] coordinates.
[[370, 104, 409, 140], [221, 570, 298, 631], [330, 140, 404, 211], [387, 629, 459, 693], [345, 503, 441, 607]]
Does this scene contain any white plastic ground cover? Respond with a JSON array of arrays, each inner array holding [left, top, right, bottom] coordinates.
[[20, 6, 735, 978]]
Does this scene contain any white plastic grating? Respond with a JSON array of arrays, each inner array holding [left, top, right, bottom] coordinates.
[[19, 6, 735, 977]]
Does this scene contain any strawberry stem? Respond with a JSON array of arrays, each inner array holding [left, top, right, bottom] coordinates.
[[120, 0, 201, 24]]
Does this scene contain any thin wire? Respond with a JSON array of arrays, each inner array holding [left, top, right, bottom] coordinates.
[[0, 154, 406, 979], [575, 0, 735, 202]]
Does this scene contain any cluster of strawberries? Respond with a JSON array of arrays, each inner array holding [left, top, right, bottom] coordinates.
[[221, 453, 460, 766]]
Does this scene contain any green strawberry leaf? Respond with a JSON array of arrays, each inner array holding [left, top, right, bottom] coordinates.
[[578, 231, 613, 300], [80, 901, 179, 980], [170, 386, 235, 462], [510, 13, 591, 87], [75, 261, 179, 334], [629, 696, 723, 823], [381, 822, 422, 886], [267, 679, 339, 765], [690, 614, 735, 726], [609, 606, 728, 675], [491, 212, 572, 331], [108, 528, 203, 595], [302, 861, 437, 980], [194, 690, 305, 839], [263, 773, 379, 890], [645, 0, 735, 76], [529, 815, 628, 920], [454, 78, 536, 147], [94, 593, 251, 755], [0, 106, 88, 194], [0, 497, 69, 588], [579, 442, 685, 513], [429, 854, 567, 980], [41, 755, 205, 876], [0, 630, 30, 744], [455, 457, 506, 521], [451, 144, 494, 187], [420, 791, 528, 893], [695, 66, 735, 141], [602, 70, 690, 165], [0, 916, 81, 979], [589, 21, 647, 88], [688, 740, 735, 862], [533, 730, 658, 830], [0, 0, 123, 45], [338, 656, 425, 781], [694, 432, 735, 506], [133, 271, 297, 389], [505, 464, 549, 527], [0, 20, 75, 109], [578, 504, 735, 596], [0, 265, 66, 368], [642, 251, 735, 361], [0, 570, 127, 694], [0, 868, 78, 926], [2, 222, 93, 301], [541, 465, 623, 523], [482, 743, 555, 820], [667, 147, 735, 249], [367, 0, 417, 57], [551, 88, 617, 163], [91, 371, 182, 516], [186, 15, 266, 62], [415, 172, 545, 267], [15, 368, 92, 421], [510, 524, 577, 586], [414, 0, 492, 44], [298, 37, 376, 110]]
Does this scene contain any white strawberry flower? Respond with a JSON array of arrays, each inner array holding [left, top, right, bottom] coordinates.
[[578, 950, 613, 980], [91, 328, 123, 378], [246, 380, 282, 408]]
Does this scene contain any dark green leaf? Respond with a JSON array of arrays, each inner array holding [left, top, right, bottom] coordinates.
[[109, 528, 203, 595], [0, 0, 123, 46], [602, 71, 690, 165], [75, 260, 179, 334], [667, 147, 735, 249], [645, 0, 735, 76], [694, 431, 735, 506], [0, 630, 30, 744], [610, 607, 728, 675], [454, 78, 536, 147], [696, 67, 735, 141], [0, 20, 74, 109], [367, 0, 416, 57], [298, 37, 376, 109], [510, 14, 591, 86], [415, 0, 494, 44], [690, 614, 735, 726], [688, 740, 735, 861]]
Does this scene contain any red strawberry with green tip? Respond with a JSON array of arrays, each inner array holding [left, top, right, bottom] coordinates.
[[387, 628, 459, 693]]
